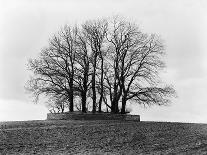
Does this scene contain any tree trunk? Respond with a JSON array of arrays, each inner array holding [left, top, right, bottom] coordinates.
[[81, 92, 87, 113], [82, 67, 88, 113], [114, 99, 119, 113], [60, 104, 64, 113], [111, 100, 115, 113], [111, 80, 117, 113], [98, 56, 104, 113], [92, 70, 96, 113], [69, 77, 74, 112], [121, 96, 127, 114], [111, 98, 119, 113], [69, 93, 74, 112]]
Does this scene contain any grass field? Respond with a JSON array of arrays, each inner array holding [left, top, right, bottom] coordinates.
[[0, 120, 207, 154]]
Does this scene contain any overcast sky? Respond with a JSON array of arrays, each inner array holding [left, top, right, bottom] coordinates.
[[0, 0, 207, 123]]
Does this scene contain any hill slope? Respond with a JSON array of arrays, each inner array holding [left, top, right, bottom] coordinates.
[[0, 120, 207, 154]]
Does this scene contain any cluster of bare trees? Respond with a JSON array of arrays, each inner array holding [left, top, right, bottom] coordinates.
[[26, 17, 176, 114]]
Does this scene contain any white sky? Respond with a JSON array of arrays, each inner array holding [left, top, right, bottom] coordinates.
[[0, 0, 207, 123]]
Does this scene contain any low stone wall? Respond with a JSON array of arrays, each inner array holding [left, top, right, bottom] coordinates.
[[47, 112, 140, 121]]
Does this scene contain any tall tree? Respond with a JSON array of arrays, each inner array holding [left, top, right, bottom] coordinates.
[[119, 34, 176, 113], [26, 16, 176, 114], [26, 25, 78, 112], [74, 29, 91, 112], [82, 19, 108, 113], [105, 17, 176, 113], [105, 17, 129, 113]]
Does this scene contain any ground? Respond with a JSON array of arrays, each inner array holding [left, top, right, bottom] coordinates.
[[0, 120, 207, 154]]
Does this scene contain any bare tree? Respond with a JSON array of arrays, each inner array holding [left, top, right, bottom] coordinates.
[[26, 16, 176, 114], [46, 95, 68, 113], [104, 17, 176, 113], [119, 33, 175, 113], [26, 25, 78, 112], [82, 19, 108, 113], [104, 17, 129, 113], [74, 29, 91, 113]]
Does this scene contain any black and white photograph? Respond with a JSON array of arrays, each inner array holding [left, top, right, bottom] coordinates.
[[0, 0, 207, 154]]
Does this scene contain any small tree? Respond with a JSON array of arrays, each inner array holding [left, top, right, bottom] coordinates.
[[46, 95, 68, 113]]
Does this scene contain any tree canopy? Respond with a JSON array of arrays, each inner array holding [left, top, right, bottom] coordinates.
[[26, 16, 176, 114]]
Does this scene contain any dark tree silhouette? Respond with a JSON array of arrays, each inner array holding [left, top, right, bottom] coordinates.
[[82, 20, 108, 113], [26, 16, 176, 114], [74, 28, 91, 113], [103, 17, 176, 113], [26, 25, 78, 112]]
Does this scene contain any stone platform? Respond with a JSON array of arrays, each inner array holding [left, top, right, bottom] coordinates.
[[47, 112, 140, 121]]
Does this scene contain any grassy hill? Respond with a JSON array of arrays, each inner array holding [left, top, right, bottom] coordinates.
[[0, 120, 207, 154]]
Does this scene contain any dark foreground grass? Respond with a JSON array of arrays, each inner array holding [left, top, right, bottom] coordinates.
[[0, 120, 207, 154]]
